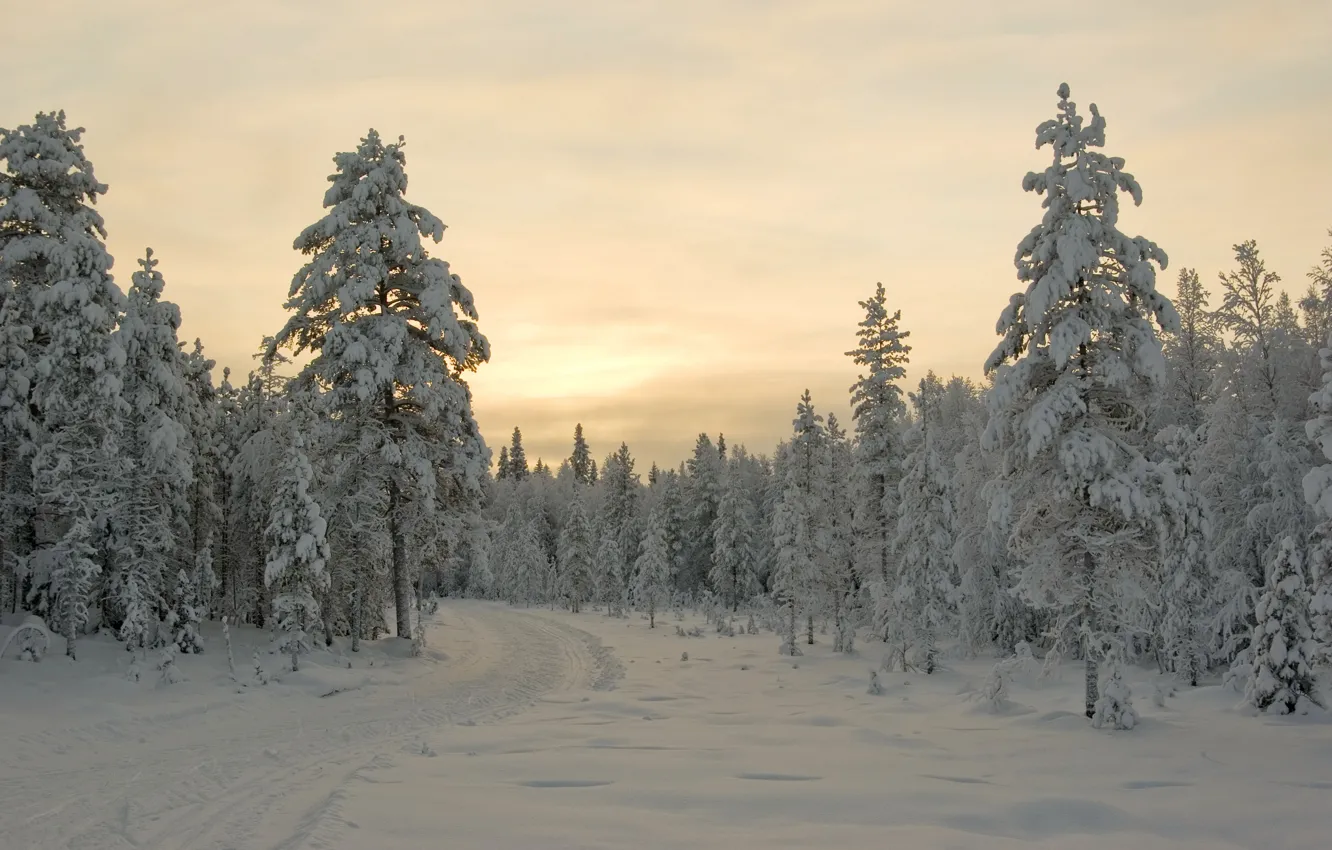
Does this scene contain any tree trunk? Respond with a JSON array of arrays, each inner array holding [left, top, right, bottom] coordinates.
[[1083, 550, 1098, 719], [0, 448, 9, 615], [389, 480, 411, 638], [64, 603, 77, 660], [350, 582, 362, 653], [321, 589, 334, 648], [807, 614, 815, 645], [878, 473, 890, 584]]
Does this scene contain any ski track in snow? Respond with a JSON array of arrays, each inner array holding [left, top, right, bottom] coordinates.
[[0, 603, 621, 850]]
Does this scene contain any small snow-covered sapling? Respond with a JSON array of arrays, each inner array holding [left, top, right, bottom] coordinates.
[[1092, 663, 1138, 730], [126, 650, 144, 683], [1152, 681, 1176, 708], [868, 670, 883, 695], [412, 620, 426, 657], [222, 616, 237, 680], [158, 643, 184, 685], [979, 661, 1012, 712], [252, 649, 270, 685]]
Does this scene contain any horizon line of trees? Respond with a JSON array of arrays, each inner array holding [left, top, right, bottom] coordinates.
[[465, 85, 1332, 725], [5, 84, 1332, 725]]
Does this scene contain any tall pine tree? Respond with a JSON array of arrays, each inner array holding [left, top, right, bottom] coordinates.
[[111, 249, 194, 650], [0, 112, 127, 658], [570, 423, 593, 485], [846, 283, 911, 589], [983, 84, 1177, 719], [269, 129, 489, 638]]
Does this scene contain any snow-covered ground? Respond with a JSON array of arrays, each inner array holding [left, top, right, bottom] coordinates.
[[3, 602, 1331, 849], [0, 604, 618, 850]]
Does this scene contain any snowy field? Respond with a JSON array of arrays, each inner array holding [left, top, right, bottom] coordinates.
[[3, 602, 1331, 850]]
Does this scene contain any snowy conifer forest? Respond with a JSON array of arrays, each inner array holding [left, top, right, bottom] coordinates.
[[4, 83, 1332, 849]]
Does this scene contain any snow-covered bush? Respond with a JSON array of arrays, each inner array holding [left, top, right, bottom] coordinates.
[[157, 643, 184, 686], [1091, 663, 1138, 730], [979, 661, 1013, 713], [172, 569, 204, 654], [1244, 537, 1322, 714], [252, 649, 270, 686]]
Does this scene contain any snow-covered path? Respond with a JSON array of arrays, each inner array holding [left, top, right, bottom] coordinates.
[[7, 602, 1332, 849], [0, 603, 621, 850]]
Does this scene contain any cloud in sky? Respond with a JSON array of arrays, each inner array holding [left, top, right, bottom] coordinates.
[[4, 0, 1331, 469]]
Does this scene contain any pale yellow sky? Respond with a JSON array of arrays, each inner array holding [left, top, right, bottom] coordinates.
[[6, 0, 1331, 469]]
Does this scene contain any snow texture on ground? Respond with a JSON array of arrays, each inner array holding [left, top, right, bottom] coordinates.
[[2, 600, 1330, 849]]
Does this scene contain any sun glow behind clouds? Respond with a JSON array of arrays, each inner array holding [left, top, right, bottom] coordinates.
[[479, 322, 695, 400]]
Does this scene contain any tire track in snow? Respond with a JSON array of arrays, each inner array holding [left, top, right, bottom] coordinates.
[[0, 602, 621, 850]]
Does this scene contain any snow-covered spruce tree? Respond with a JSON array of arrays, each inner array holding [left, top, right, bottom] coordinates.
[[635, 501, 673, 628], [211, 368, 244, 618], [891, 380, 955, 674], [596, 529, 627, 616], [790, 391, 827, 496], [491, 500, 526, 604], [111, 249, 194, 650], [463, 515, 495, 599], [1306, 229, 1332, 338], [226, 368, 289, 627], [599, 442, 641, 592], [1304, 330, 1332, 658], [1162, 268, 1219, 431], [171, 567, 204, 654], [522, 471, 560, 567], [683, 433, 723, 594], [1200, 388, 1265, 664], [1216, 241, 1283, 419], [183, 339, 224, 615], [570, 423, 594, 485], [269, 129, 489, 638], [1246, 418, 1314, 589], [790, 391, 830, 644], [320, 444, 391, 647], [823, 413, 859, 654], [512, 520, 547, 607], [265, 436, 331, 672], [558, 497, 595, 612], [655, 468, 689, 593], [771, 462, 812, 656], [983, 84, 1178, 720], [0, 112, 127, 657], [953, 407, 1039, 656], [1244, 537, 1321, 714], [710, 471, 757, 612], [846, 283, 911, 589], [508, 427, 529, 481], [1154, 427, 1213, 686], [0, 122, 43, 613]]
